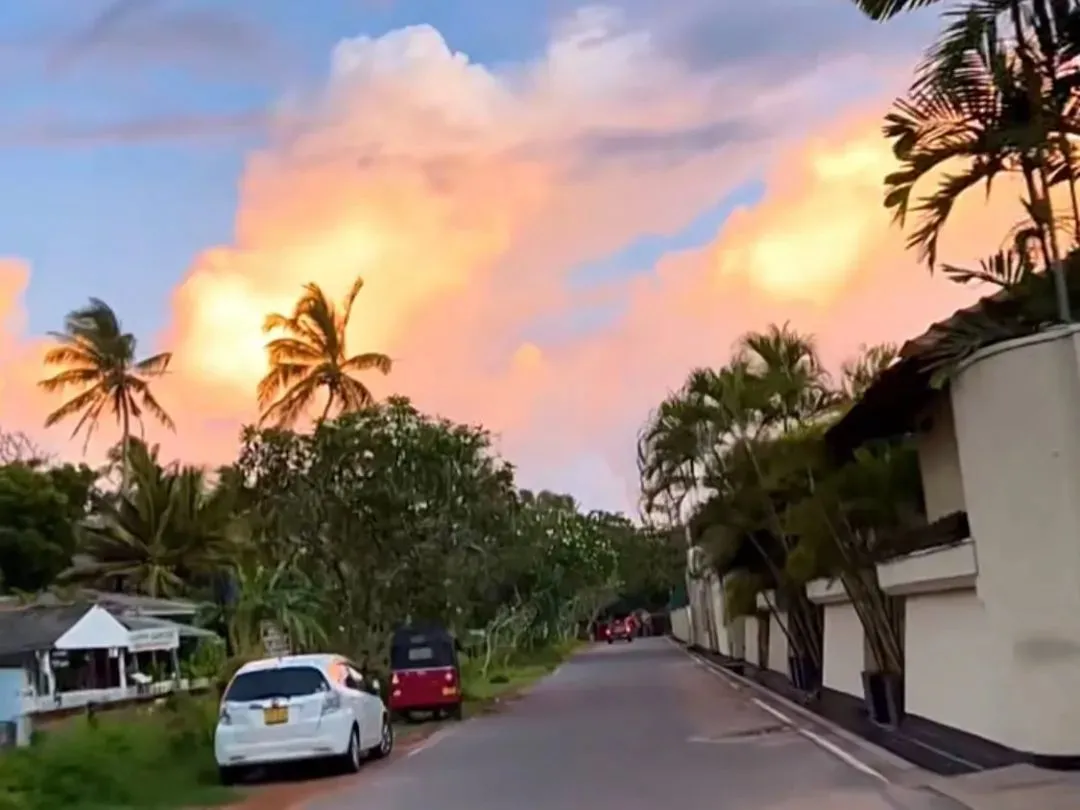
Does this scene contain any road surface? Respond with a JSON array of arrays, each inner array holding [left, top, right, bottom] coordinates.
[[307, 638, 969, 810]]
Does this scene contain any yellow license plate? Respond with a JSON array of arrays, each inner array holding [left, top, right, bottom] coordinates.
[[264, 707, 288, 725]]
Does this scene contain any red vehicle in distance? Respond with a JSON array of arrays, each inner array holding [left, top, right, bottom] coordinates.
[[603, 617, 634, 644]]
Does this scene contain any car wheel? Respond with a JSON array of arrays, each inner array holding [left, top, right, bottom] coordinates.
[[218, 765, 244, 786], [370, 716, 394, 760], [341, 725, 362, 773]]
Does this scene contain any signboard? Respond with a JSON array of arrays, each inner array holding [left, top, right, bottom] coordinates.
[[128, 627, 180, 653], [259, 621, 291, 657]]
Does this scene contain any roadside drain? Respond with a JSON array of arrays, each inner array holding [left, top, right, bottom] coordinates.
[[687, 723, 792, 744]]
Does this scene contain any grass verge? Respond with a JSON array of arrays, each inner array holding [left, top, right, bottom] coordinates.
[[0, 641, 582, 810], [460, 639, 580, 715], [0, 693, 232, 810]]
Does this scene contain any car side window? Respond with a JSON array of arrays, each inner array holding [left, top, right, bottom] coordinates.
[[344, 666, 365, 691]]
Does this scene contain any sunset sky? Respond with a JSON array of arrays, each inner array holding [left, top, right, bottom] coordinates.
[[0, 0, 1013, 513]]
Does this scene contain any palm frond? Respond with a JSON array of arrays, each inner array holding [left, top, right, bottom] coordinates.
[[256, 363, 318, 409], [339, 275, 366, 335], [258, 378, 320, 428], [340, 352, 392, 374], [134, 351, 172, 376], [37, 366, 102, 393], [43, 385, 106, 429], [850, 0, 946, 21], [128, 377, 177, 431]]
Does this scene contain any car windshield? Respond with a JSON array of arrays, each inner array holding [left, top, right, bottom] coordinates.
[[225, 666, 329, 702]]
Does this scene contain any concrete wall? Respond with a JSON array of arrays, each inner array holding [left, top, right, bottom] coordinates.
[[807, 579, 864, 698], [915, 397, 966, 521], [744, 615, 761, 667], [766, 613, 790, 678], [755, 592, 790, 678], [822, 603, 863, 697], [876, 541, 995, 740], [949, 327, 1080, 757], [904, 590, 997, 741], [670, 607, 691, 644]]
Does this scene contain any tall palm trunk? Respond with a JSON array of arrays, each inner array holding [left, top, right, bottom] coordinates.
[[1009, 0, 1073, 320], [120, 398, 131, 494], [318, 394, 334, 426]]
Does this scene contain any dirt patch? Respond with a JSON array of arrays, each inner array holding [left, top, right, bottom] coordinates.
[[220, 723, 443, 810]]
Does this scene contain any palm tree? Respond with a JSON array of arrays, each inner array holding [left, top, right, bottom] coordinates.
[[257, 277, 392, 428], [736, 323, 836, 426], [66, 441, 240, 596], [859, 0, 1075, 318], [203, 560, 328, 656], [39, 299, 173, 489], [840, 343, 899, 401]]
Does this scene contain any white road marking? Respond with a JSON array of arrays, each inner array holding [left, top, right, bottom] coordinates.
[[671, 639, 888, 784], [750, 698, 887, 783], [405, 726, 457, 758]]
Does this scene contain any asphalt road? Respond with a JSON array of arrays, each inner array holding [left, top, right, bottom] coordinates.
[[307, 638, 970, 810]]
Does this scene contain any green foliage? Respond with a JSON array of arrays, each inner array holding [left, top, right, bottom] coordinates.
[[0, 461, 95, 593], [68, 441, 241, 597], [639, 326, 924, 668], [0, 699, 228, 810]]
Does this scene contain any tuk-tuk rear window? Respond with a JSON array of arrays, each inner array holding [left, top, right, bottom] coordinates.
[[391, 641, 452, 669], [225, 666, 329, 702]]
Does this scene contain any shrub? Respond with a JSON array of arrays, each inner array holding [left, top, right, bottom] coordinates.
[[0, 697, 229, 810]]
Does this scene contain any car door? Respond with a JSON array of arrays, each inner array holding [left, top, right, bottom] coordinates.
[[344, 665, 378, 748]]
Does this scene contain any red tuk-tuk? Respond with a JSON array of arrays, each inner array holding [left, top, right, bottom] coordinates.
[[388, 625, 463, 721]]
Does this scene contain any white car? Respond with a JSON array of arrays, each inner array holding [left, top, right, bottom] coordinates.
[[214, 653, 394, 784]]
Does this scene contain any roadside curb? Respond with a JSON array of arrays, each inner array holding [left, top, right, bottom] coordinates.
[[669, 637, 922, 784]]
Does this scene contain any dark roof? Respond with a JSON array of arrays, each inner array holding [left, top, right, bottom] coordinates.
[[0, 589, 199, 617], [0, 603, 94, 657], [825, 270, 1071, 457]]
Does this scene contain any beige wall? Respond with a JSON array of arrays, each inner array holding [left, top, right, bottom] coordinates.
[[709, 577, 730, 656], [950, 327, 1080, 756], [744, 615, 761, 666], [916, 397, 966, 521], [903, 589, 999, 741], [767, 612, 789, 677], [670, 607, 691, 644], [822, 602, 863, 697]]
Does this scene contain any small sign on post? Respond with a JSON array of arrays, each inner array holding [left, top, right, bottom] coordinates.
[[259, 621, 291, 657]]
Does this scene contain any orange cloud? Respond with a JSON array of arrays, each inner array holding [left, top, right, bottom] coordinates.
[[0, 16, 1044, 510]]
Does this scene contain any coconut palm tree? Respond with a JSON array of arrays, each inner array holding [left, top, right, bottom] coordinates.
[[66, 441, 240, 597], [39, 298, 173, 491], [257, 277, 392, 429]]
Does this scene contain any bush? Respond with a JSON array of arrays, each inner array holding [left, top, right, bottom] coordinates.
[[0, 697, 230, 810]]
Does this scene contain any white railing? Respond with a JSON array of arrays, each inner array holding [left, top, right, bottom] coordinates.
[[21, 677, 211, 715]]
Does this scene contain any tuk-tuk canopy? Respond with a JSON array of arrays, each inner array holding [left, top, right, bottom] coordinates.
[[390, 624, 458, 670]]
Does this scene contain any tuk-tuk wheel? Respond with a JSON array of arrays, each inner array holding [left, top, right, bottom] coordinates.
[[448, 702, 463, 721]]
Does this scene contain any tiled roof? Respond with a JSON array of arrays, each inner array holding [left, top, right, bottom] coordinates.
[[0, 603, 94, 657]]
